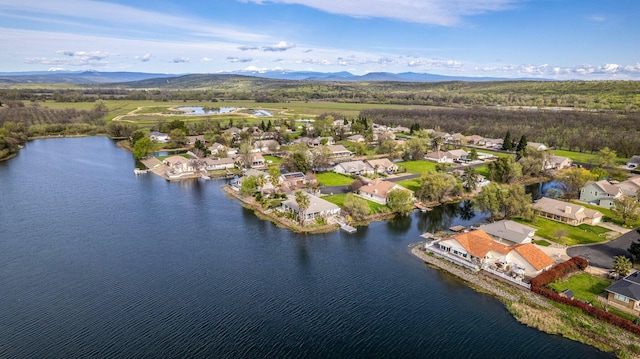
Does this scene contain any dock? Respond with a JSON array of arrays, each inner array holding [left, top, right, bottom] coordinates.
[[414, 202, 432, 212], [341, 224, 357, 233]]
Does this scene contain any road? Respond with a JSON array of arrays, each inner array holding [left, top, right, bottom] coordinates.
[[567, 227, 640, 269]]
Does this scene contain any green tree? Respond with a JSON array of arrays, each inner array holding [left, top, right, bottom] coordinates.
[[555, 167, 596, 198], [240, 175, 258, 196], [611, 194, 640, 226], [487, 156, 522, 184], [515, 135, 527, 161], [597, 147, 616, 168], [378, 140, 397, 159], [342, 193, 370, 222], [474, 183, 534, 220], [387, 189, 414, 216], [130, 130, 146, 145], [238, 140, 254, 169], [613, 255, 632, 277], [502, 131, 513, 151], [268, 165, 281, 189], [133, 137, 152, 160], [416, 172, 459, 203], [169, 128, 187, 148], [431, 136, 444, 151], [467, 148, 479, 161], [294, 190, 310, 225], [460, 166, 480, 193], [311, 145, 333, 171]]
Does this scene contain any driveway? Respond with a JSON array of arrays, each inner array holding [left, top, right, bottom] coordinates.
[[566, 227, 640, 269]]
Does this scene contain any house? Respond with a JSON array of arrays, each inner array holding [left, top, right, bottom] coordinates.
[[347, 134, 365, 143], [465, 135, 484, 145], [479, 220, 536, 245], [447, 149, 469, 162], [254, 139, 280, 153], [334, 160, 373, 176], [209, 142, 226, 155], [480, 138, 504, 149], [618, 175, 640, 197], [163, 156, 194, 173], [149, 131, 169, 143], [307, 137, 335, 147], [327, 145, 353, 160], [579, 180, 624, 208], [447, 133, 466, 145], [281, 192, 341, 222], [545, 155, 573, 170], [425, 150, 453, 163], [357, 179, 410, 205], [527, 142, 548, 151], [533, 197, 603, 225], [202, 157, 235, 170], [391, 126, 410, 134], [436, 229, 554, 277], [187, 135, 206, 146], [233, 153, 266, 169], [605, 271, 640, 312], [365, 158, 398, 174]]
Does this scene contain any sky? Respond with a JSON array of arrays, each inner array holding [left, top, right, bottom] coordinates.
[[1, 0, 639, 80]]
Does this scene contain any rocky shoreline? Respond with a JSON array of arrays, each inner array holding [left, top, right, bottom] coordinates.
[[411, 244, 640, 358]]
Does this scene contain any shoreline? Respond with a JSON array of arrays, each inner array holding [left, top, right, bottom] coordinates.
[[411, 244, 640, 357]]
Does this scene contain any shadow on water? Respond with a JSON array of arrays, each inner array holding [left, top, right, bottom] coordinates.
[[525, 180, 564, 200], [416, 200, 491, 234]]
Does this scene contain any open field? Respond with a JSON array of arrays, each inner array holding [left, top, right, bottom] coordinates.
[[553, 149, 629, 166], [398, 160, 437, 174]]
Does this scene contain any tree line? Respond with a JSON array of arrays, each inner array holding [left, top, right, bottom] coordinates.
[[359, 107, 640, 157]]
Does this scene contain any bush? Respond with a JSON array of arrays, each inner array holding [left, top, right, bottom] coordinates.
[[530, 256, 588, 292]]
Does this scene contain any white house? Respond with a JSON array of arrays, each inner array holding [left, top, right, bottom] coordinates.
[[334, 160, 373, 176], [357, 179, 410, 205], [281, 193, 340, 222], [425, 150, 453, 163], [365, 158, 398, 174], [202, 157, 235, 170], [163, 156, 194, 173]]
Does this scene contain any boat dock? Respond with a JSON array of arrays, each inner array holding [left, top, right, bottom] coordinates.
[[414, 202, 432, 212], [341, 224, 357, 233]]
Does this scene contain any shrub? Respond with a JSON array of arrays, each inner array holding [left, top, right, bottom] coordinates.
[[530, 256, 588, 292]]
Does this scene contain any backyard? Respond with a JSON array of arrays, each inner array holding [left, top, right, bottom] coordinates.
[[514, 217, 611, 246]]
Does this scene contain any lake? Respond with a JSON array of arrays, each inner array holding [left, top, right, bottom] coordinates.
[[0, 137, 611, 358], [178, 106, 273, 117]]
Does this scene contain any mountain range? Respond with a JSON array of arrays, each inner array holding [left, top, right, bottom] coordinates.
[[0, 70, 542, 84]]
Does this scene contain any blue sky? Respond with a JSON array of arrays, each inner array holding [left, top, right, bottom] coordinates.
[[1, 0, 639, 79]]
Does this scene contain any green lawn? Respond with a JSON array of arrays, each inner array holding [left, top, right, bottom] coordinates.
[[514, 217, 610, 246], [315, 172, 354, 186], [553, 149, 628, 166], [548, 273, 611, 303], [264, 155, 282, 164], [398, 160, 437, 174], [322, 194, 390, 214], [397, 178, 421, 192]]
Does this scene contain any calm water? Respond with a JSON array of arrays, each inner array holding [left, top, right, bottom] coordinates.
[[0, 138, 610, 358], [177, 106, 272, 117]]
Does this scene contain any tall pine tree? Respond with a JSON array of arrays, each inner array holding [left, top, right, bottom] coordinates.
[[502, 131, 513, 151], [515, 135, 527, 161]]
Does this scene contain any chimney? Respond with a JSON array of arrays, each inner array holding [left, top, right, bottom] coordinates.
[[565, 206, 572, 214]]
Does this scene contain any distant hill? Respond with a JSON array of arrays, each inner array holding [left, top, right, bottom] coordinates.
[[0, 71, 175, 84], [0, 69, 545, 85]]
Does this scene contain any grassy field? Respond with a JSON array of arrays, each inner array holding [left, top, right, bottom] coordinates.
[[398, 160, 437, 174], [514, 217, 610, 246], [572, 200, 640, 228], [263, 155, 282, 164], [315, 172, 354, 186], [396, 178, 421, 192], [553, 149, 629, 166], [322, 193, 390, 214]]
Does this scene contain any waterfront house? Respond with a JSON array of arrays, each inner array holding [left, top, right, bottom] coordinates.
[[187, 135, 206, 146], [436, 229, 554, 277], [209, 142, 226, 155], [334, 160, 373, 176], [479, 220, 536, 245], [163, 156, 194, 174], [605, 271, 640, 313], [281, 193, 340, 222], [357, 179, 410, 205], [579, 180, 624, 208], [365, 158, 398, 174], [202, 157, 235, 171], [532, 197, 602, 225]]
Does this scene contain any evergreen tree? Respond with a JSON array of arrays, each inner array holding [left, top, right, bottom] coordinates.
[[515, 135, 528, 161], [502, 131, 513, 151]]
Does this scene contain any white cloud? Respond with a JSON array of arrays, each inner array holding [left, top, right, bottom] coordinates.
[[136, 53, 152, 62], [238, 45, 259, 51], [227, 57, 254, 63], [171, 57, 190, 63], [201, 57, 214, 62], [241, 0, 518, 26], [262, 41, 296, 52]]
